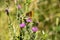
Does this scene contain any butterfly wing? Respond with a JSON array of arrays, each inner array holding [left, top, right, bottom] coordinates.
[[26, 11, 33, 18]]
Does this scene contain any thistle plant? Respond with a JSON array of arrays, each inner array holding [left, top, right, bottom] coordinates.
[[0, 0, 60, 40]]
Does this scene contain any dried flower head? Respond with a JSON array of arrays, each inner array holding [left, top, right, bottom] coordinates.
[[5, 8, 9, 16]]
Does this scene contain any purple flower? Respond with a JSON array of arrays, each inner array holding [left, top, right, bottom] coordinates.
[[17, 5, 21, 9], [26, 18, 32, 22], [32, 27, 38, 32], [20, 23, 26, 28]]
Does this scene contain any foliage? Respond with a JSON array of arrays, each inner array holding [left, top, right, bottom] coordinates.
[[0, 0, 60, 40]]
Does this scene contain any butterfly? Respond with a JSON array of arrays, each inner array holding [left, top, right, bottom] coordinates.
[[26, 11, 33, 18]]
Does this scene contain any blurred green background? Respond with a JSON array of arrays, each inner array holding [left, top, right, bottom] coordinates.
[[0, 0, 60, 40]]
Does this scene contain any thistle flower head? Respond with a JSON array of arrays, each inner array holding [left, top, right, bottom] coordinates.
[[17, 5, 21, 9], [20, 23, 26, 28], [32, 26, 38, 32], [26, 17, 32, 22]]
